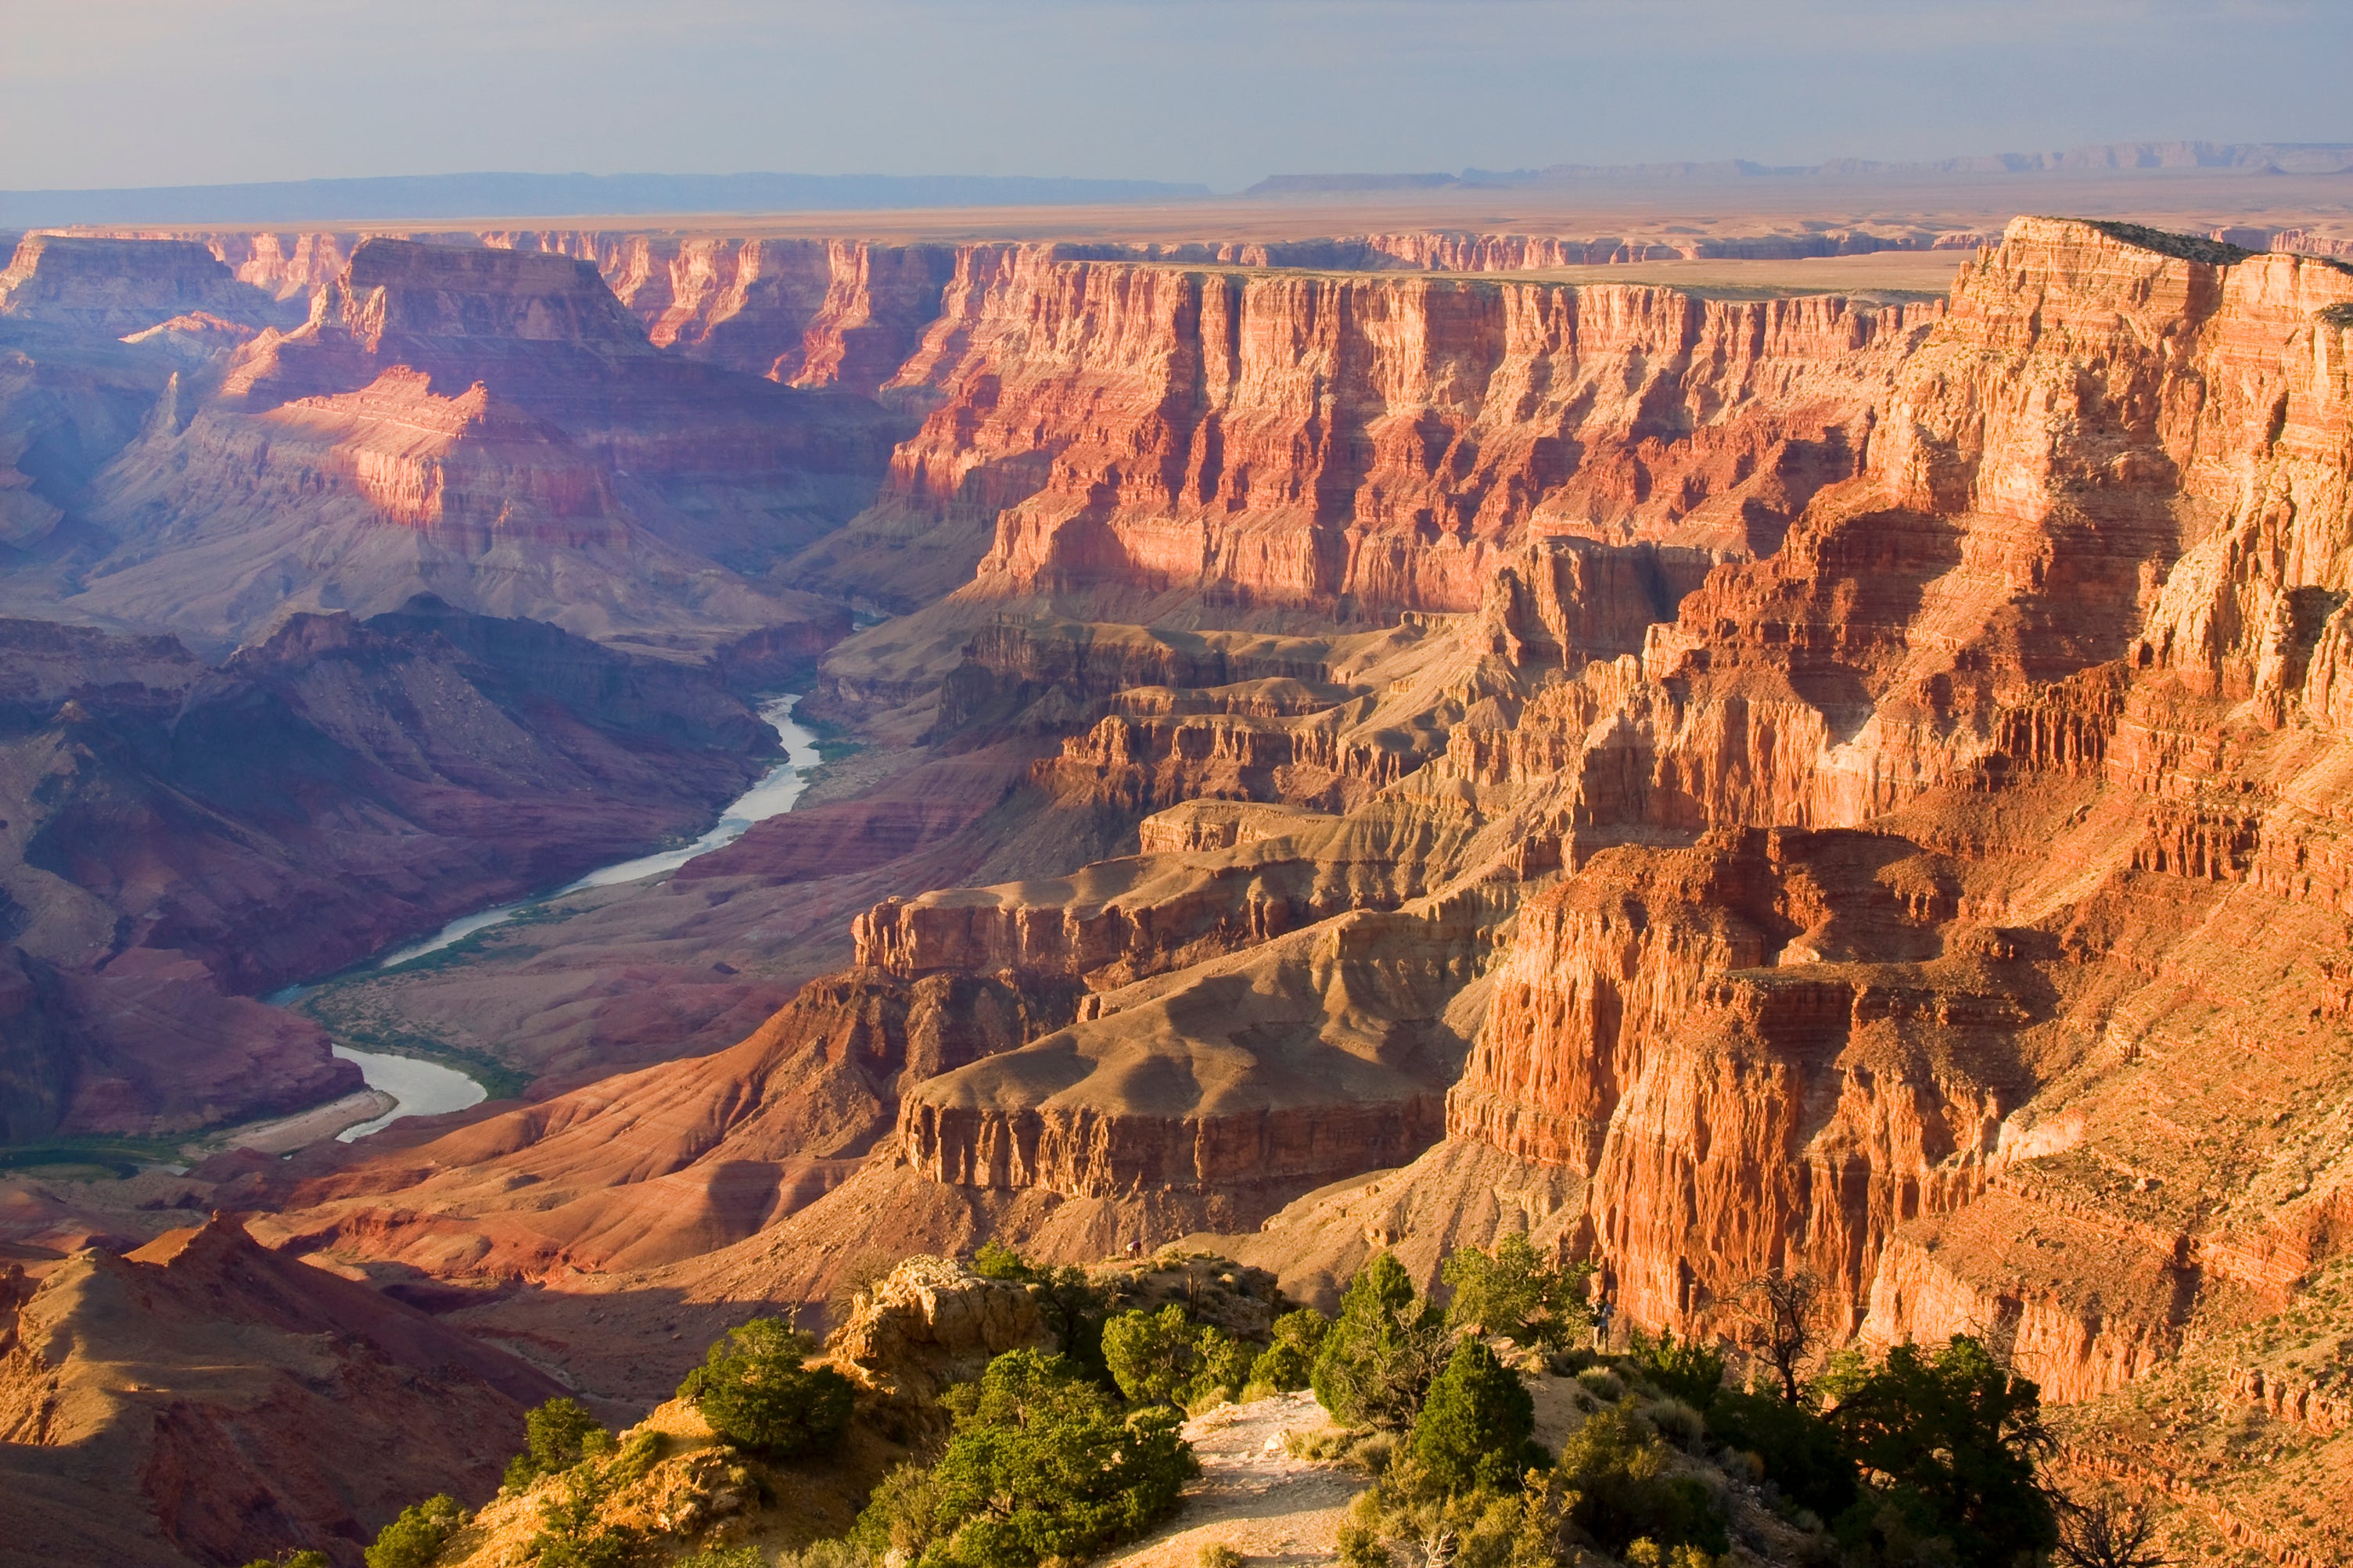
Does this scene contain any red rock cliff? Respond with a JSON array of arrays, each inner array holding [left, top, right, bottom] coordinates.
[[857, 254, 1936, 615], [1435, 218, 2353, 1395]]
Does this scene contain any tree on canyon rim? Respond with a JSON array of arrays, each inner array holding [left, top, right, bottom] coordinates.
[[1103, 1303, 1204, 1405], [678, 1317, 853, 1459], [365, 1495, 467, 1568], [1440, 1233, 1593, 1351], [859, 1347, 1196, 1568], [972, 1240, 1112, 1376], [1408, 1337, 1542, 1495], [1103, 1303, 1260, 1411], [1734, 1267, 1827, 1402], [1313, 1251, 1450, 1430], [505, 1397, 609, 1491], [1826, 1336, 2057, 1565], [2052, 1491, 2172, 1568], [1248, 1307, 1331, 1391]]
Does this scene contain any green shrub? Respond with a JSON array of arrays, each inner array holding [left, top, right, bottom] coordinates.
[[676, 1551, 767, 1568], [1828, 1337, 2055, 1566], [1281, 1424, 1363, 1462], [1622, 1542, 1723, 1568], [857, 1348, 1198, 1568], [778, 1544, 869, 1568], [1552, 1402, 1727, 1559], [679, 1318, 854, 1460], [1103, 1304, 1199, 1405], [1408, 1337, 1540, 1495], [850, 1462, 947, 1564], [1640, 1397, 1705, 1451], [239, 1555, 332, 1568], [1341, 1454, 1525, 1568], [1198, 1544, 1245, 1568], [505, 1397, 610, 1491], [1310, 1254, 1450, 1430], [1626, 1328, 1726, 1408], [1248, 1308, 1330, 1391], [1704, 1386, 1857, 1521], [1574, 1365, 1624, 1402], [1439, 1235, 1592, 1350], [365, 1494, 468, 1568], [1189, 1326, 1258, 1411], [530, 1456, 637, 1568], [972, 1240, 1031, 1280]]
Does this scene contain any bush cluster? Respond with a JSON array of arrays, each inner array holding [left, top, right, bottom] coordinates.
[[1312, 1252, 1451, 1430], [352, 1240, 2062, 1568], [1441, 1232, 1593, 1350], [1102, 1302, 1259, 1412], [503, 1397, 609, 1492], [1322, 1246, 2058, 1568], [363, 1494, 468, 1568], [679, 1317, 855, 1460], [972, 1240, 1114, 1376], [852, 1347, 1198, 1568]]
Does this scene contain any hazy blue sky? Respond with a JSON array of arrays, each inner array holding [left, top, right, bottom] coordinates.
[[6, 0, 2347, 192]]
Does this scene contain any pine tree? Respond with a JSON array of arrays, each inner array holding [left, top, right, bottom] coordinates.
[[1311, 1253, 1449, 1430], [1409, 1337, 1539, 1494]]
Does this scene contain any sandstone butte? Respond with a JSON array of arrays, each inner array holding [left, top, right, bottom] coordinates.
[[5, 213, 2353, 1567]]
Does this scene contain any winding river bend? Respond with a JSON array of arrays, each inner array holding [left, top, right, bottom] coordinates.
[[296, 694, 817, 1139]]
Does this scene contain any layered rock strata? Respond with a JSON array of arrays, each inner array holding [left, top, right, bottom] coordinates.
[[0, 235, 285, 335], [142, 223, 2353, 1553], [65, 238, 887, 654], [1350, 221, 2353, 1416], [886, 260, 1938, 617], [265, 968, 1077, 1278]]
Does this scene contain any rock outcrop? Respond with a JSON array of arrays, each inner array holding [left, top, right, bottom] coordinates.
[[0, 1214, 562, 1568], [825, 1254, 1050, 1405], [893, 903, 1477, 1218]]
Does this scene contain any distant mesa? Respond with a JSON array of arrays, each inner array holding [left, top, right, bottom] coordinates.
[[0, 232, 287, 334], [13, 142, 2351, 231], [1245, 139, 2353, 196]]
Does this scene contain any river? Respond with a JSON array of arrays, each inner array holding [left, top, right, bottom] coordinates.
[[302, 693, 817, 1137]]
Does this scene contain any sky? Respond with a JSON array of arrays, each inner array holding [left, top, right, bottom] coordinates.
[[5, 0, 2348, 193]]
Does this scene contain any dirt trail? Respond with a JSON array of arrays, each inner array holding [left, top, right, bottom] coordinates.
[[1103, 1391, 1369, 1568]]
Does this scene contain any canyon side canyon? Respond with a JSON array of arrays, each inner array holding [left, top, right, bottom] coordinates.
[[1, 193, 2351, 1567]]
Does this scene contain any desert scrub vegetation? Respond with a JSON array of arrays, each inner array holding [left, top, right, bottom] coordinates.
[[343, 1242, 2070, 1568], [678, 1318, 854, 1460], [1102, 1301, 1257, 1412], [365, 1495, 469, 1568], [1309, 1246, 2066, 1568], [851, 1347, 1198, 1568], [505, 1398, 612, 1492]]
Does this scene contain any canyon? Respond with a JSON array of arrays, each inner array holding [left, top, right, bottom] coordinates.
[[2, 202, 2352, 1566]]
